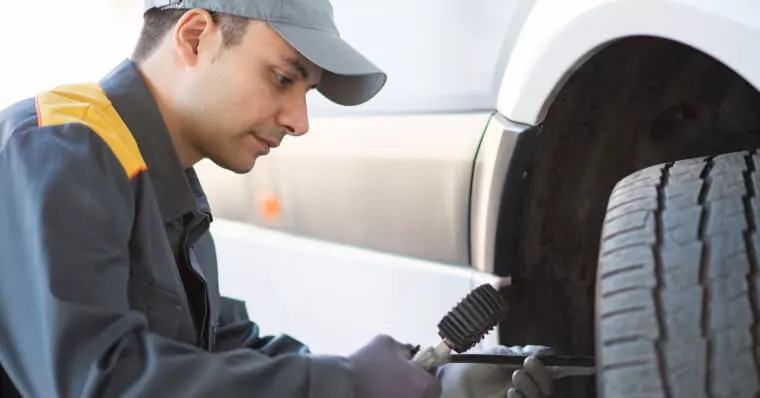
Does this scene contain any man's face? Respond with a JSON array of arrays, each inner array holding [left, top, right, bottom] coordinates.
[[174, 14, 323, 173]]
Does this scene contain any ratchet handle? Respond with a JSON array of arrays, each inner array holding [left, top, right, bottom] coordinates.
[[450, 354, 595, 368]]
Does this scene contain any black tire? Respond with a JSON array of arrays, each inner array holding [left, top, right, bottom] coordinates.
[[596, 151, 760, 397]]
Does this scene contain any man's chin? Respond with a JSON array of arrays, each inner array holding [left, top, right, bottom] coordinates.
[[211, 155, 258, 174]]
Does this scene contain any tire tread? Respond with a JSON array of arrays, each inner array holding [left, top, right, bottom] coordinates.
[[598, 151, 760, 398]]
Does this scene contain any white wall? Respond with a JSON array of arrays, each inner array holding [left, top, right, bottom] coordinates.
[[0, 0, 143, 108]]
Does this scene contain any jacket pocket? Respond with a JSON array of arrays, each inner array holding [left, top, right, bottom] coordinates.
[[128, 277, 183, 340]]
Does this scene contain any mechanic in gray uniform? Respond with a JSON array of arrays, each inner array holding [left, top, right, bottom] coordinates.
[[0, 0, 592, 397]]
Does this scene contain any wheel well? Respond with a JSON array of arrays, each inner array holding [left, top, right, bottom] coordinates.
[[494, 36, 760, 394]]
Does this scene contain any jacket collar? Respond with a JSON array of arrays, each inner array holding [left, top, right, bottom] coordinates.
[[99, 59, 203, 223]]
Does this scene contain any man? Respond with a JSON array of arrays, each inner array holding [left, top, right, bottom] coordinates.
[[0, 0, 592, 397]]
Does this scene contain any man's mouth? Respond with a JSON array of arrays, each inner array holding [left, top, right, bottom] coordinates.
[[250, 133, 280, 152], [261, 137, 280, 148]]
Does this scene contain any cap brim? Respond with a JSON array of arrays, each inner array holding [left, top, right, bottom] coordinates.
[[269, 22, 387, 106]]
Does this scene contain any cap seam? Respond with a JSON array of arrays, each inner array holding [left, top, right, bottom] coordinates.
[[267, 19, 335, 34]]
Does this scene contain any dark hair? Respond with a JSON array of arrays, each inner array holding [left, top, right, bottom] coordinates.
[[131, 8, 251, 63]]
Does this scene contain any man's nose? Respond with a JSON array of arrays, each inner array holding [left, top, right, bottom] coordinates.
[[278, 95, 309, 136]]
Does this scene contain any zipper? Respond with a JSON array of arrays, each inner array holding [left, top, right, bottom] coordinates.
[[179, 214, 211, 350]]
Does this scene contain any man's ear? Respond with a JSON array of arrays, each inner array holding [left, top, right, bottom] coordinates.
[[172, 9, 220, 67]]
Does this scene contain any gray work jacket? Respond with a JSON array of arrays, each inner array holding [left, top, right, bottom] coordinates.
[[0, 60, 354, 397]]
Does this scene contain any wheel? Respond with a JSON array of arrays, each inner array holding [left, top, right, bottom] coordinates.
[[595, 151, 760, 397]]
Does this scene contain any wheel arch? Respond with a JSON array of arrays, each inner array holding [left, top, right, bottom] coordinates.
[[496, 0, 760, 126]]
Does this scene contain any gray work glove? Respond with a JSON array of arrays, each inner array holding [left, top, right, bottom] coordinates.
[[436, 345, 596, 398], [348, 335, 442, 398]]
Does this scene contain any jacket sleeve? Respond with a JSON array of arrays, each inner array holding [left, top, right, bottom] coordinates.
[[214, 296, 311, 356], [0, 123, 355, 398]]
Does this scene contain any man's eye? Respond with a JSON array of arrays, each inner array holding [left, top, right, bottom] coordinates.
[[276, 73, 294, 86]]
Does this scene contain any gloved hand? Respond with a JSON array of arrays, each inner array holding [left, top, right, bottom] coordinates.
[[348, 335, 442, 398], [436, 345, 595, 398]]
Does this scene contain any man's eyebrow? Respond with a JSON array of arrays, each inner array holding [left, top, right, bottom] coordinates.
[[282, 56, 309, 81], [281, 56, 319, 90]]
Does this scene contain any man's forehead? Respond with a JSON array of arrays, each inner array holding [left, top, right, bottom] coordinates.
[[281, 54, 322, 77], [248, 21, 323, 80]]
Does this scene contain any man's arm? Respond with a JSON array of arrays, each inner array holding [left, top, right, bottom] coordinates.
[[214, 296, 311, 355], [0, 123, 354, 397]]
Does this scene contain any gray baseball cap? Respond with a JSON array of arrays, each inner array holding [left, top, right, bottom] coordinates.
[[144, 0, 387, 106]]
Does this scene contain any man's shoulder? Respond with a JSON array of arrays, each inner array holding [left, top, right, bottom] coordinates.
[[0, 84, 147, 181], [0, 96, 38, 146], [0, 89, 139, 221]]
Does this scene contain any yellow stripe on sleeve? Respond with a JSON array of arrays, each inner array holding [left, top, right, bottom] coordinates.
[[36, 83, 147, 179]]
